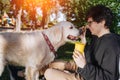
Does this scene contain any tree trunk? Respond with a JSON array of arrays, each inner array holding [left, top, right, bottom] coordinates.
[[14, 8, 22, 32], [40, 7, 50, 29]]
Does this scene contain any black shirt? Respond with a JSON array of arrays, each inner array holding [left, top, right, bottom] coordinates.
[[77, 33, 119, 80]]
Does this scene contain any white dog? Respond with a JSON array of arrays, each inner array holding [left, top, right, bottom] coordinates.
[[0, 21, 80, 80]]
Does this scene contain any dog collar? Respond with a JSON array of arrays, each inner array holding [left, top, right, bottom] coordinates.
[[42, 32, 57, 57]]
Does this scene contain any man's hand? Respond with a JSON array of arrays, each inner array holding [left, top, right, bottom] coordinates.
[[72, 50, 86, 68], [79, 26, 87, 44]]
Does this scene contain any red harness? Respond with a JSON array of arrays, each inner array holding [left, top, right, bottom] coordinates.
[[42, 32, 57, 57]]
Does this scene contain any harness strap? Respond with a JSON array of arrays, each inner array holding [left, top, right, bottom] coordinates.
[[42, 32, 57, 57]]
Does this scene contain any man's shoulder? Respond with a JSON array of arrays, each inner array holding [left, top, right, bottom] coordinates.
[[112, 33, 120, 42], [106, 33, 120, 40], [102, 33, 120, 46]]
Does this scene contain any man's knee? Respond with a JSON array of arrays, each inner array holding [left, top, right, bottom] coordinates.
[[44, 68, 53, 79]]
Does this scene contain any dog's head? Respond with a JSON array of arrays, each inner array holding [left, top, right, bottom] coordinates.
[[56, 21, 80, 42]]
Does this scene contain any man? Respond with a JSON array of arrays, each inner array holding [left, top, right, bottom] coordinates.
[[44, 4, 119, 80]]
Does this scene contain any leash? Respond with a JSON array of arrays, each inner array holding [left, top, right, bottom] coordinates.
[[42, 32, 57, 57]]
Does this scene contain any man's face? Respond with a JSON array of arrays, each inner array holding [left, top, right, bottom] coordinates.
[[86, 17, 104, 36]]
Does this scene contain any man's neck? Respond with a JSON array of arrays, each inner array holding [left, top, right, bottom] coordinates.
[[98, 28, 110, 37]]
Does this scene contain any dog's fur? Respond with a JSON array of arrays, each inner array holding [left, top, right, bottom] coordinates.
[[0, 21, 79, 80]]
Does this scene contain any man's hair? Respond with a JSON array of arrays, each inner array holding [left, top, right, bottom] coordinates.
[[86, 4, 114, 28]]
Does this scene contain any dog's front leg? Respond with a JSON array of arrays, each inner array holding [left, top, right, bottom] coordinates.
[[25, 66, 39, 80]]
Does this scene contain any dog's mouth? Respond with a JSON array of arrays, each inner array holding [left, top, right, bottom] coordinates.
[[67, 35, 78, 41]]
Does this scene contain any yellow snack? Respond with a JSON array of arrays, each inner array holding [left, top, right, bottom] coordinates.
[[75, 42, 85, 54]]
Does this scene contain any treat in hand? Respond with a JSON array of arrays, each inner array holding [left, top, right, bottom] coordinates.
[[79, 26, 86, 35]]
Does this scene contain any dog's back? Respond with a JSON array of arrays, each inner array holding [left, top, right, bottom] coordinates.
[[0, 31, 41, 64], [0, 21, 80, 80]]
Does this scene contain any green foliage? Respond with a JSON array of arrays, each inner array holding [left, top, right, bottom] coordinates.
[[0, 0, 10, 16], [57, 42, 75, 60], [61, 0, 120, 33], [59, 0, 89, 27]]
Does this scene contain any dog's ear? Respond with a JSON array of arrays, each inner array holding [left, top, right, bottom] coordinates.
[[53, 27, 62, 34], [52, 26, 63, 42]]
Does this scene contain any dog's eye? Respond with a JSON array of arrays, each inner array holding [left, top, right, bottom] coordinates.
[[70, 26, 73, 29]]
